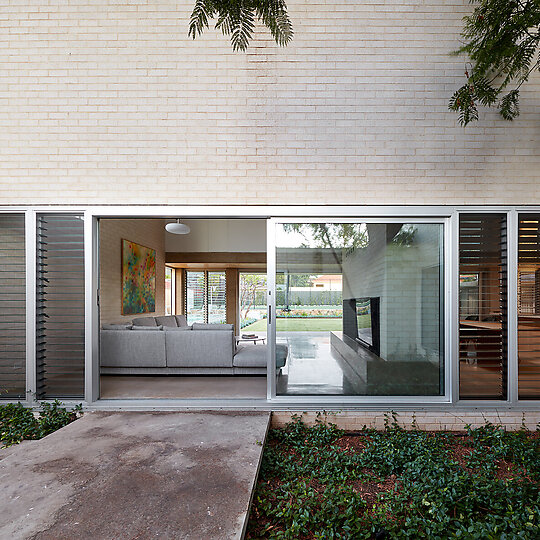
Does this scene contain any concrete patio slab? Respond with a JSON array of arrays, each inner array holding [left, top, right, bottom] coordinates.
[[0, 411, 270, 540]]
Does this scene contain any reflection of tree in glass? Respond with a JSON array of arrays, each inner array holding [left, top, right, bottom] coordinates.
[[282, 223, 369, 249], [392, 225, 417, 247]]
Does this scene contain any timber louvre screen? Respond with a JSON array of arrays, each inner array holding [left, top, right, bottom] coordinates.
[[0, 214, 26, 399], [459, 214, 508, 400], [36, 214, 85, 398]]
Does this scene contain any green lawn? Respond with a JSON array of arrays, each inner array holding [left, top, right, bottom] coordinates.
[[242, 315, 372, 332], [242, 317, 344, 332]]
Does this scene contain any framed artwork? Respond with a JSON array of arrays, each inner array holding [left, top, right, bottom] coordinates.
[[121, 239, 156, 315]]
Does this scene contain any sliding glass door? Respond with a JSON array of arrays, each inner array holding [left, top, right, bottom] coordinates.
[[268, 220, 445, 398]]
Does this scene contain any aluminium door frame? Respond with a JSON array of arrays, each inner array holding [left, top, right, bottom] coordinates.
[[266, 216, 452, 405], [0, 204, 537, 409]]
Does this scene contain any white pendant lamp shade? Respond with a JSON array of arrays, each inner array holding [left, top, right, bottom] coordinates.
[[165, 219, 190, 234]]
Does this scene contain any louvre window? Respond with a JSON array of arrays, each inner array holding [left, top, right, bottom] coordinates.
[[185, 271, 226, 324], [0, 214, 26, 399], [459, 214, 507, 400], [36, 214, 85, 398], [208, 272, 226, 324], [517, 215, 540, 399]]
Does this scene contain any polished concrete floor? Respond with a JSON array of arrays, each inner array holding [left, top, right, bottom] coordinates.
[[276, 332, 349, 395], [100, 375, 266, 399]]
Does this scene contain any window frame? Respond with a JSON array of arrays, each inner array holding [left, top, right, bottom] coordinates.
[[0, 204, 537, 409]]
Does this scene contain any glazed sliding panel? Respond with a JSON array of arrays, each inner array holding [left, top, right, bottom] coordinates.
[[36, 214, 85, 398], [459, 214, 507, 400], [0, 214, 26, 399], [274, 222, 445, 397], [517, 214, 540, 399]]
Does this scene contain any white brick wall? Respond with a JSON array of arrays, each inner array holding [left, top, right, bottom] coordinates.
[[0, 1, 539, 206], [272, 410, 540, 431]]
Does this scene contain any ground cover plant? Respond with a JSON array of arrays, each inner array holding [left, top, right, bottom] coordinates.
[[247, 414, 540, 538], [0, 400, 82, 447]]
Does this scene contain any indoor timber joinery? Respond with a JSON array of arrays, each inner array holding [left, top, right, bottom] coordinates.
[[0, 208, 539, 405]]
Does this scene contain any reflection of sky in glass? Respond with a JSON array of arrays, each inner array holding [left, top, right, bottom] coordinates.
[[275, 225, 313, 247], [275, 223, 369, 248]]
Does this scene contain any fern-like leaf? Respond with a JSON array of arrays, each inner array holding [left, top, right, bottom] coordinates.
[[499, 89, 520, 120], [189, 0, 293, 50], [189, 0, 215, 39]]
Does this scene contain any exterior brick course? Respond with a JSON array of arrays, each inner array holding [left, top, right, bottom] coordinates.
[[271, 410, 540, 431]]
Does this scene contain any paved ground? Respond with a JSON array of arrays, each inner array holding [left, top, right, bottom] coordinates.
[[0, 411, 270, 540]]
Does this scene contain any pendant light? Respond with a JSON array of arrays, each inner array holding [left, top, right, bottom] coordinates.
[[165, 219, 190, 234]]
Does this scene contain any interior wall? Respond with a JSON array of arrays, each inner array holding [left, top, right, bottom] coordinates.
[[99, 219, 166, 325], [165, 219, 266, 253], [342, 224, 442, 362]]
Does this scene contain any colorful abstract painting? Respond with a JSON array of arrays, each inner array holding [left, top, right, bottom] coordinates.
[[121, 239, 156, 315]]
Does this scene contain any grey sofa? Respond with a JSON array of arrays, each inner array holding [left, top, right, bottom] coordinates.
[[100, 315, 288, 375]]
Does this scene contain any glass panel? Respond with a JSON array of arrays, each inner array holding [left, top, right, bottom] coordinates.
[[36, 214, 85, 398], [0, 214, 26, 399], [274, 222, 444, 396], [518, 214, 540, 399], [208, 271, 226, 324], [459, 214, 507, 400], [239, 272, 267, 331], [185, 271, 205, 323]]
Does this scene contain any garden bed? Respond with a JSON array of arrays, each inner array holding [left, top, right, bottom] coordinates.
[[246, 415, 539, 538], [0, 400, 82, 448]]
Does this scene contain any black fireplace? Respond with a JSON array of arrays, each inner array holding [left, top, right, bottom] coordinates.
[[343, 297, 380, 355]]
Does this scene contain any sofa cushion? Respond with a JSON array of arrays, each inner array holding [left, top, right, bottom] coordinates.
[[155, 315, 178, 327], [100, 329, 166, 368], [192, 323, 234, 331], [163, 325, 192, 331], [102, 324, 132, 330], [233, 344, 288, 369], [165, 330, 234, 368], [175, 314, 188, 327], [132, 316, 157, 326], [131, 325, 163, 331]]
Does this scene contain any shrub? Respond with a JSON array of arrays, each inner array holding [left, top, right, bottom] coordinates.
[[0, 400, 82, 447], [247, 415, 540, 539]]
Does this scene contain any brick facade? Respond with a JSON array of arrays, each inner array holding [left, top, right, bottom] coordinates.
[[271, 410, 540, 431], [0, 1, 539, 206]]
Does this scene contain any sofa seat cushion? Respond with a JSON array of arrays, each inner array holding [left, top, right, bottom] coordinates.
[[163, 326, 192, 331], [102, 324, 132, 330], [155, 315, 178, 327], [100, 329, 166, 368], [132, 316, 157, 326], [131, 325, 163, 331], [233, 344, 288, 369], [192, 323, 234, 331], [165, 330, 234, 368]]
